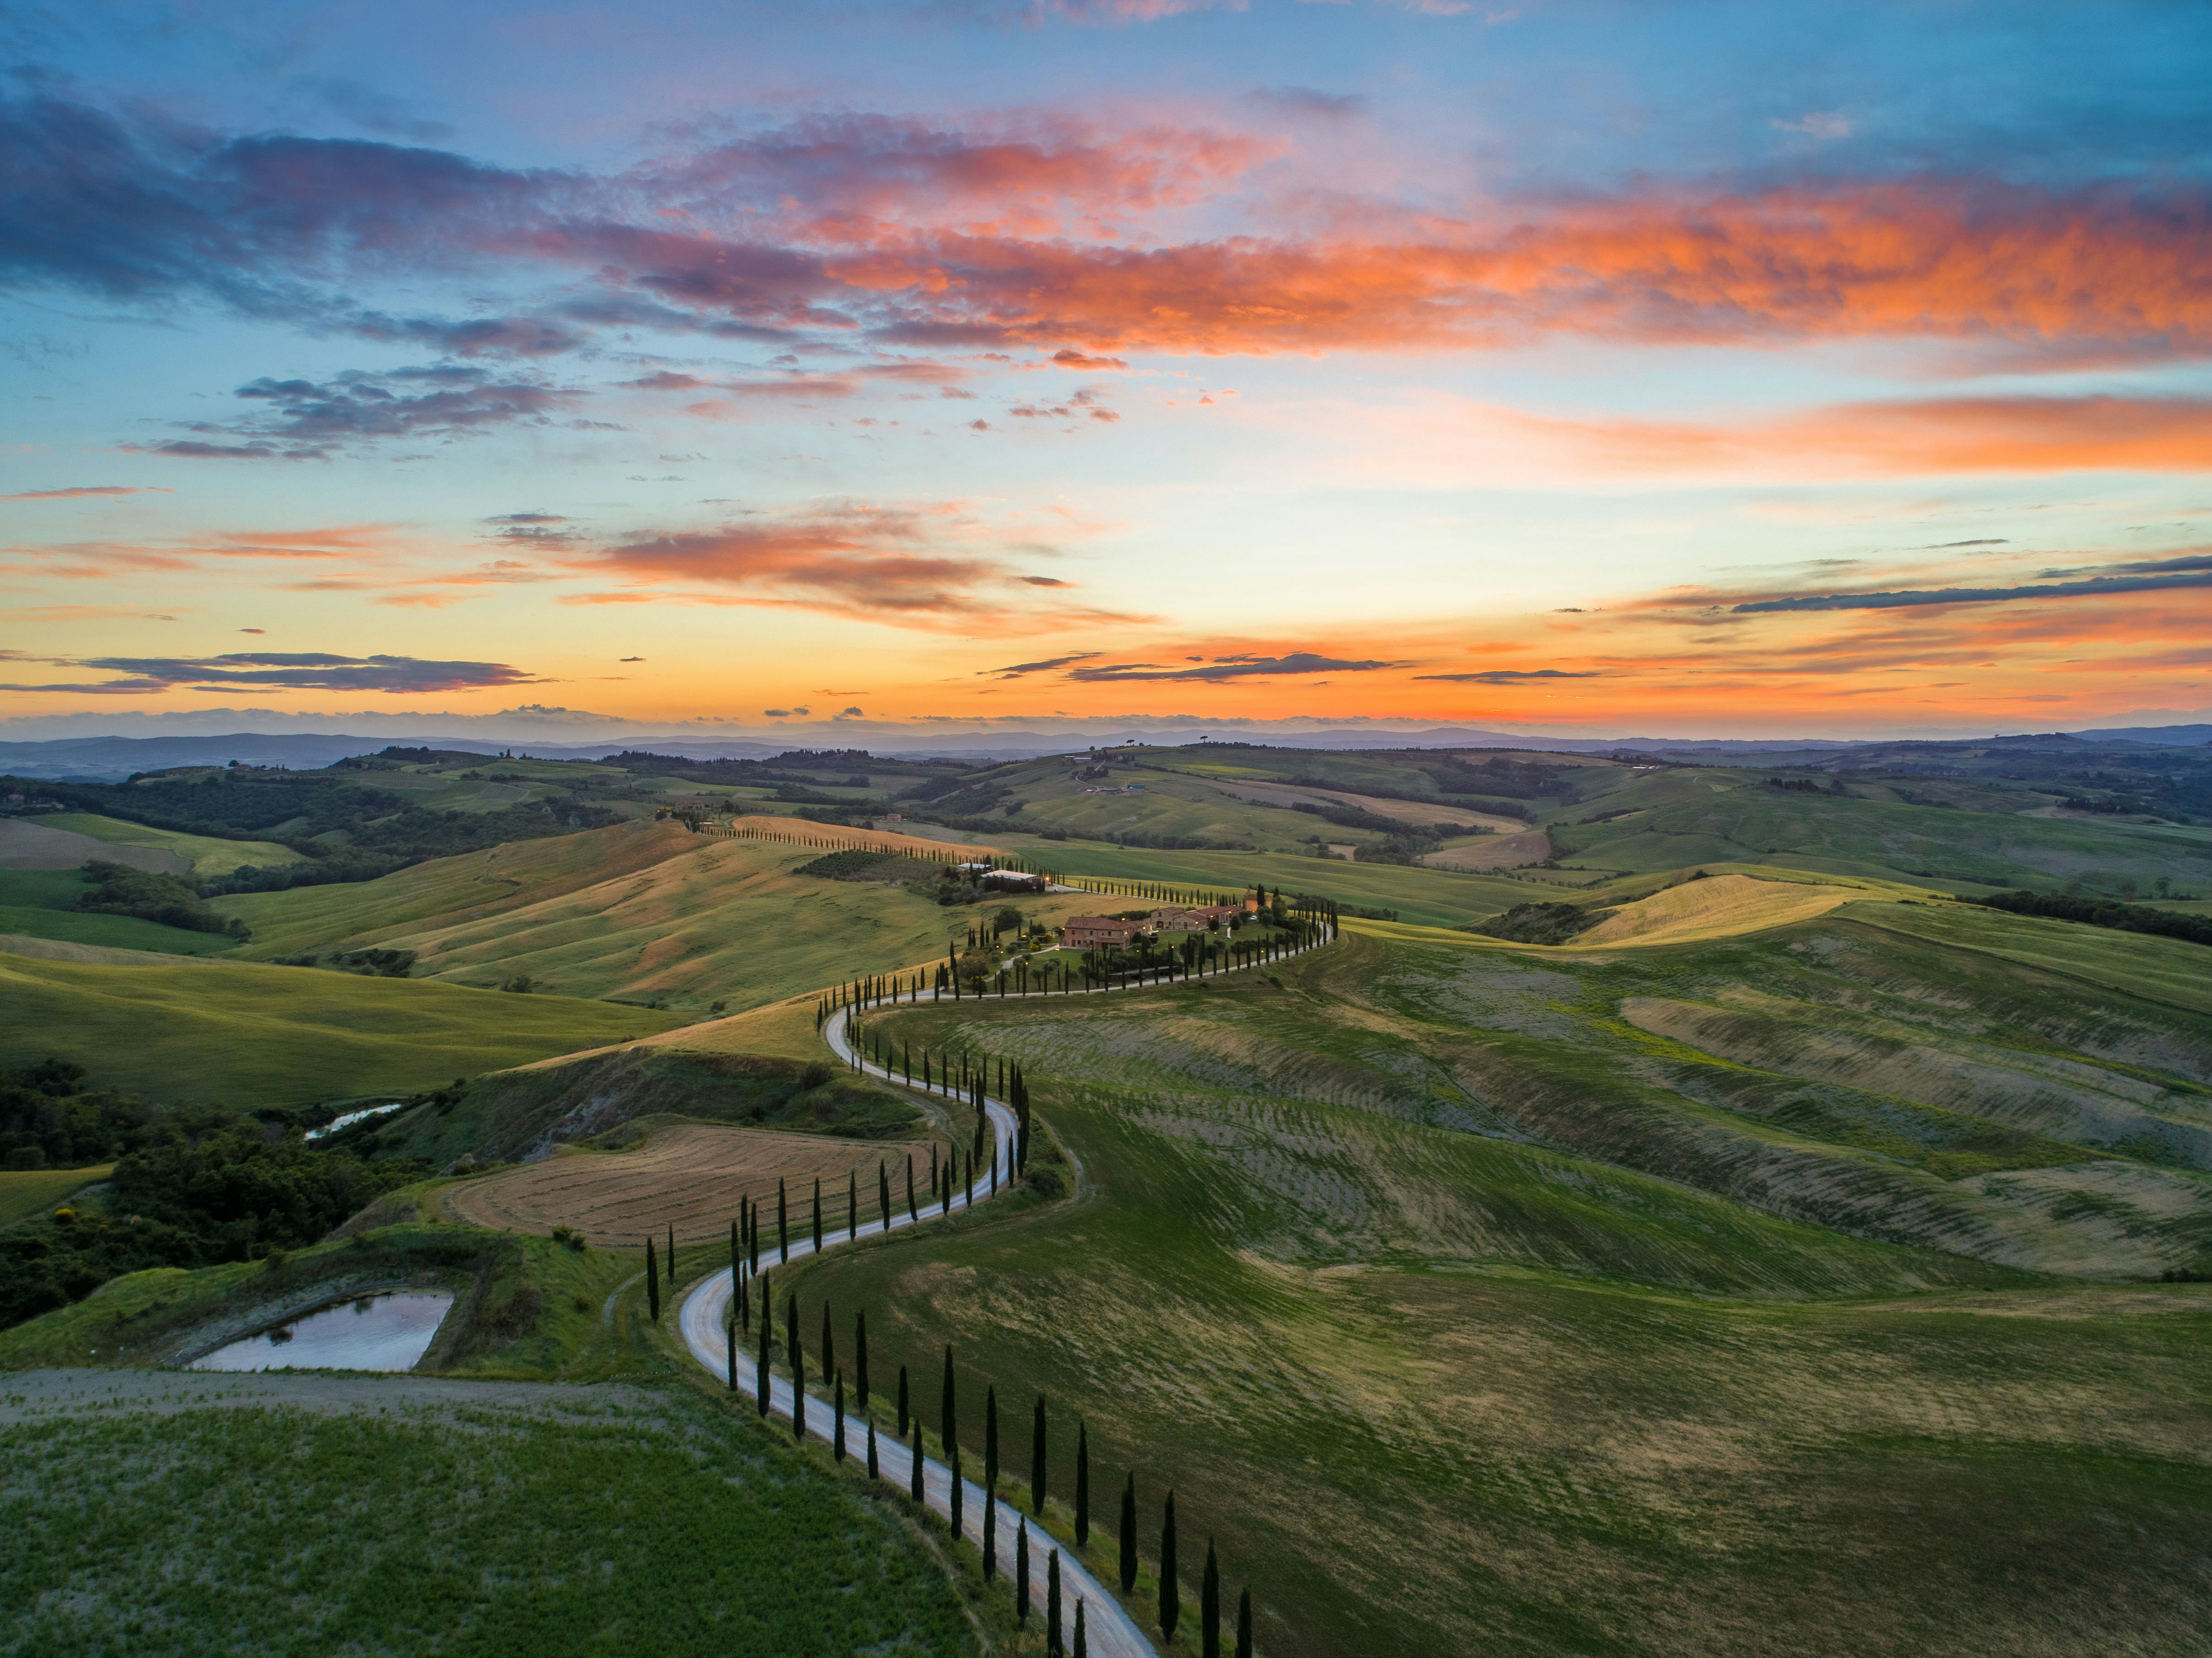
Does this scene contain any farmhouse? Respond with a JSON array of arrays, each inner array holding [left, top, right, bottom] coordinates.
[[1061, 915, 1145, 949], [1150, 904, 1242, 931], [982, 870, 1048, 892]]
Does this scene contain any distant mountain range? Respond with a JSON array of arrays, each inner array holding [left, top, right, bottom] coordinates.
[[0, 722, 2204, 782]]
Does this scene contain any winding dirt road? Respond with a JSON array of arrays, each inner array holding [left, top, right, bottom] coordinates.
[[677, 924, 1334, 1658]]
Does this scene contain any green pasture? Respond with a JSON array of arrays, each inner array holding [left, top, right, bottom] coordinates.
[[217, 818, 702, 957], [1007, 766, 1391, 850], [0, 867, 243, 956], [0, 952, 684, 1105], [1014, 838, 1539, 925], [0, 1367, 975, 1658], [36, 811, 309, 877], [1847, 897, 2212, 1017], [225, 824, 1107, 1015], [1547, 778, 2212, 894]]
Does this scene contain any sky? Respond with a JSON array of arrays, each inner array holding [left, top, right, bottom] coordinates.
[[2, 0, 2210, 744]]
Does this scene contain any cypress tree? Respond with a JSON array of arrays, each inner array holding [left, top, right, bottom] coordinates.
[[897, 1364, 910, 1437], [811, 1177, 822, 1253], [749, 1195, 760, 1272], [940, 1343, 956, 1457], [1119, 1473, 1137, 1593], [867, 1415, 879, 1477], [755, 1273, 771, 1418], [986, 1384, 1000, 1497], [788, 1293, 805, 1441], [777, 1177, 788, 1262], [725, 1303, 736, 1390], [645, 1238, 660, 1321], [911, 1424, 924, 1503], [835, 1371, 847, 1461], [1048, 1550, 1064, 1657], [820, 1300, 834, 1386], [1202, 1539, 1221, 1658], [1236, 1587, 1252, 1658], [1031, 1394, 1047, 1515], [1074, 1601, 1088, 1658], [1016, 1517, 1030, 1626], [1159, 1491, 1180, 1640], [729, 1216, 739, 1284], [984, 1463, 998, 1580], [667, 1223, 676, 1283], [848, 1167, 857, 1240], [855, 1310, 870, 1412], [906, 1156, 918, 1223], [950, 1440, 963, 1537], [1075, 1421, 1090, 1545], [879, 1162, 891, 1229]]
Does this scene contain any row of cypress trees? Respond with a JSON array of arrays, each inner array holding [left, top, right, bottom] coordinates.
[[734, 1295, 1259, 1658], [810, 892, 1342, 1029]]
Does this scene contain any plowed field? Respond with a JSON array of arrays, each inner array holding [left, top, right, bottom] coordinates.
[[441, 1121, 944, 1248]]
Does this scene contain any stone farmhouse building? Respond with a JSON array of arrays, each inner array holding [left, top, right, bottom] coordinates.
[[1060, 916, 1145, 949]]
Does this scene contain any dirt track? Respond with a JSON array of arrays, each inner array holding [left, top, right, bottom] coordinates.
[[440, 1121, 942, 1248]]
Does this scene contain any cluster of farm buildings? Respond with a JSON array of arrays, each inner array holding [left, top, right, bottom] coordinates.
[[1059, 901, 1248, 950], [957, 863, 1259, 950]]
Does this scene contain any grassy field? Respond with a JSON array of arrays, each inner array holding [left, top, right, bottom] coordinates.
[[1016, 839, 1541, 925], [0, 1164, 113, 1228], [769, 929, 2212, 1658], [0, 1380, 987, 1658], [222, 821, 1105, 1015], [37, 811, 309, 877], [0, 867, 242, 956], [1570, 871, 1860, 946], [1544, 771, 2212, 894], [0, 952, 685, 1104]]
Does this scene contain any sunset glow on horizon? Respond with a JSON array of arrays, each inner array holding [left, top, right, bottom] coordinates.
[[4, 0, 2209, 742]]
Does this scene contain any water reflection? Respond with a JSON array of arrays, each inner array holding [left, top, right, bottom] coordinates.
[[191, 1290, 453, 1373]]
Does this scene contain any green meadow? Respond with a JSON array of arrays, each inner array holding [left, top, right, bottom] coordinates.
[[36, 811, 311, 877], [224, 822, 1106, 1013], [0, 953, 684, 1105], [0, 868, 241, 956]]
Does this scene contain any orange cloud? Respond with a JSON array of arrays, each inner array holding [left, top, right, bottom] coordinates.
[[1513, 395, 2212, 479], [552, 179, 2212, 359], [566, 502, 1153, 630]]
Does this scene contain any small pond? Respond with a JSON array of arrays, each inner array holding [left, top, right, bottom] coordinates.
[[191, 1290, 454, 1373]]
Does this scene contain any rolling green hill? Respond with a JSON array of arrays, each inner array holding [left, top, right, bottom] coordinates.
[[936, 744, 2212, 902], [222, 820, 1106, 1014], [35, 812, 310, 878], [1542, 772, 2212, 894], [776, 898, 2212, 1658], [0, 868, 242, 957], [0, 951, 684, 1105]]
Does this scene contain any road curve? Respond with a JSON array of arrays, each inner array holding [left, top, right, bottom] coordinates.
[[678, 929, 1333, 1658]]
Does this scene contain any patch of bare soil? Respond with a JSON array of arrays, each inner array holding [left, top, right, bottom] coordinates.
[[440, 1120, 940, 1247]]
